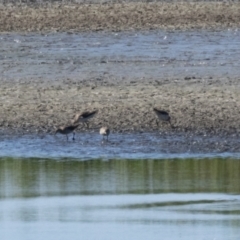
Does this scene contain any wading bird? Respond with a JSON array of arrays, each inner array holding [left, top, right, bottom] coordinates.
[[55, 124, 79, 141], [153, 108, 172, 127], [100, 127, 110, 141], [72, 110, 98, 128]]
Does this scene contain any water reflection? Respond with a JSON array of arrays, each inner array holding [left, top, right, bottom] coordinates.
[[0, 157, 240, 198], [0, 158, 240, 240]]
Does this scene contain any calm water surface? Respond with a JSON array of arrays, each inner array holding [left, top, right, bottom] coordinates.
[[0, 156, 240, 240]]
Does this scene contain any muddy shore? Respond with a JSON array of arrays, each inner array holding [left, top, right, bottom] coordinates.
[[0, 2, 240, 32], [1, 3, 240, 135], [1, 76, 240, 135]]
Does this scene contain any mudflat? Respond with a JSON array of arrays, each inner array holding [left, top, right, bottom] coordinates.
[[0, 2, 239, 32], [1, 76, 240, 135], [0, 2, 240, 135]]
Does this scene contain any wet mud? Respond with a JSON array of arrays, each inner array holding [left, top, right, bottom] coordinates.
[[0, 30, 240, 136], [0, 4, 240, 140], [0, 2, 240, 32], [1, 79, 240, 136]]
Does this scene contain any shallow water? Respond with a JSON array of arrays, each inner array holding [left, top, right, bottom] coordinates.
[[1, 132, 240, 159], [0, 157, 240, 240], [1, 133, 240, 239], [0, 29, 240, 82], [1, 133, 240, 240]]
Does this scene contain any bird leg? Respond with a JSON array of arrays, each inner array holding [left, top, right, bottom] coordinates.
[[66, 134, 69, 141], [72, 132, 75, 141]]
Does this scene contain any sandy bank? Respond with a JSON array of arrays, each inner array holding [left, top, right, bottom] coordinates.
[[0, 2, 240, 32]]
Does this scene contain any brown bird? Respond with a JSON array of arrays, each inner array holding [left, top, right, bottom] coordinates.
[[55, 124, 79, 141], [72, 110, 98, 128], [153, 108, 172, 127], [100, 127, 110, 141]]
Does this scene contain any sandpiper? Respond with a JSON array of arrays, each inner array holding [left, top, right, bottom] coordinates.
[[72, 110, 98, 128], [100, 127, 110, 141], [153, 108, 172, 127], [55, 124, 79, 141]]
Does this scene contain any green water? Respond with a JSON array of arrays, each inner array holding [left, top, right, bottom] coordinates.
[[1, 157, 240, 198], [0, 157, 240, 240]]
